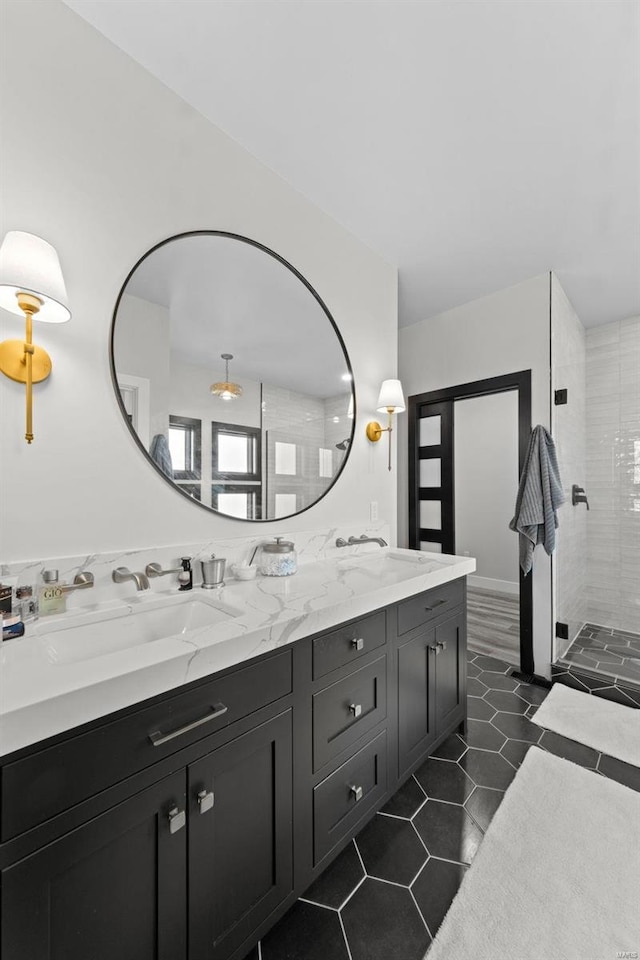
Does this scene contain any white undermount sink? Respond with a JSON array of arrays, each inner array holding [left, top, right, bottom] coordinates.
[[337, 549, 448, 577], [38, 594, 244, 665]]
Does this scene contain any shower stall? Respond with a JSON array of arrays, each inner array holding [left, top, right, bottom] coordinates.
[[552, 276, 640, 702]]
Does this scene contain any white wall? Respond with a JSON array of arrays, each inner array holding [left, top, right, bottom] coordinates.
[[454, 392, 519, 592], [551, 275, 587, 655], [0, 0, 397, 562], [398, 274, 552, 677]]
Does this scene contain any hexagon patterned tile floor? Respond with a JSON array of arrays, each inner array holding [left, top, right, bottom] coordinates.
[[246, 652, 640, 960]]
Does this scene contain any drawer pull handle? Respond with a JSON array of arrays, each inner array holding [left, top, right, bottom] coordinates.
[[429, 644, 437, 654], [350, 785, 364, 802], [168, 806, 186, 834], [424, 599, 447, 612], [349, 703, 363, 718], [149, 702, 228, 747], [351, 638, 365, 651], [436, 640, 448, 653], [197, 789, 215, 814]]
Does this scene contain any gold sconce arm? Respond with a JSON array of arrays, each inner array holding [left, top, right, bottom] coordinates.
[[0, 231, 70, 444], [0, 292, 52, 443], [366, 407, 395, 471]]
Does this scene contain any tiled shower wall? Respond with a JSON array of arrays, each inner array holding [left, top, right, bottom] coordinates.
[[586, 316, 640, 634], [552, 277, 587, 657]]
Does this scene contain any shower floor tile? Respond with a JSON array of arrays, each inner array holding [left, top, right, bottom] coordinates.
[[560, 623, 640, 686]]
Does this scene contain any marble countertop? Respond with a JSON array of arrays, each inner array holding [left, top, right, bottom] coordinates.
[[0, 548, 475, 757]]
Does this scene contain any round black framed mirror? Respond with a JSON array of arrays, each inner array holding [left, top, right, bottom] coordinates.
[[110, 232, 355, 521]]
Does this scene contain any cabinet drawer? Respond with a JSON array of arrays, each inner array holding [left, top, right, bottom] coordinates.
[[397, 579, 464, 636], [313, 731, 387, 865], [1, 650, 292, 841], [312, 611, 386, 680], [313, 657, 386, 771]]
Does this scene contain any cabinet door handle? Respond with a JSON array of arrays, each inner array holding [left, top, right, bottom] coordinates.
[[197, 789, 214, 814], [349, 703, 363, 718], [350, 785, 363, 802], [436, 640, 448, 652], [351, 638, 365, 651], [149, 702, 228, 746], [428, 644, 437, 654], [425, 599, 447, 612], [168, 806, 186, 834]]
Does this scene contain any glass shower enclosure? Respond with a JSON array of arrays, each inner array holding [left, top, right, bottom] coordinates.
[[552, 277, 640, 700]]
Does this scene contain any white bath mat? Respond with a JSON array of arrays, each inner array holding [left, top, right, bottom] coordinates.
[[426, 747, 640, 960], [532, 682, 640, 767]]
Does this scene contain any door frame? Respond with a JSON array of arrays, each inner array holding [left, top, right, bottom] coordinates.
[[408, 370, 534, 676]]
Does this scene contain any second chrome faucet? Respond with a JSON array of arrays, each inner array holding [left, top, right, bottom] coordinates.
[[112, 567, 150, 591]]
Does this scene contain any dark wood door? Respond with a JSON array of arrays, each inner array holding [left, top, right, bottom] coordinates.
[[188, 710, 293, 960], [408, 399, 454, 553], [434, 611, 466, 735], [397, 628, 437, 776], [1, 771, 187, 960]]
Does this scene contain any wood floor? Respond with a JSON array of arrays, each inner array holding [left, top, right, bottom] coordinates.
[[467, 586, 520, 667]]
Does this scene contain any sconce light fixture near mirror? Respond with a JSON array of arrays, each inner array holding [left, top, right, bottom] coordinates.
[[366, 379, 406, 471], [0, 231, 71, 443]]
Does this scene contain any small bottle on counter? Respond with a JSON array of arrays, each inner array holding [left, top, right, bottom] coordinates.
[[16, 585, 39, 624], [2, 616, 25, 641], [38, 570, 67, 616]]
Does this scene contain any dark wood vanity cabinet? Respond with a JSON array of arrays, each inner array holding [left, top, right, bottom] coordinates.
[[0, 578, 466, 960], [1, 770, 188, 960], [188, 710, 293, 960], [397, 608, 466, 777]]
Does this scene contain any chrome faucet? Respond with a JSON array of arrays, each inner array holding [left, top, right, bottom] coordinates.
[[112, 567, 150, 591], [145, 562, 183, 579], [335, 535, 388, 548], [43, 570, 94, 593]]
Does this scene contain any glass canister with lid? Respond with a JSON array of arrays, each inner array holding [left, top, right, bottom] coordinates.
[[258, 537, 297, 577]]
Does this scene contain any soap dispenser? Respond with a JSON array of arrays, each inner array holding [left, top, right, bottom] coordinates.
[[39, 570, 66, 616]]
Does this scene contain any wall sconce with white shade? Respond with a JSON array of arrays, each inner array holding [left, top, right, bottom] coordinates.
[[366, 379, 406, 470], [0, 231, 71, 443]]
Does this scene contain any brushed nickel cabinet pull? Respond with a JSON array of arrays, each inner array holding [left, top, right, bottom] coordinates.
[[168, 806, 186, 834], [349, 703, 363, 718], [149, 702, 228, 746], [424, 599, 447, 612], [197, 789, 214, 814], [350, 785, 363, 802], [436, 640, 448, 653], [351, 638, 365, 651]]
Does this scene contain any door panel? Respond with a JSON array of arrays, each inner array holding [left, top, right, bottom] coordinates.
[[435, 613, 466, 734], [409, 399, 454, 553], [188, 710, 293, 960], [1, 771, 187, 960], [397, 629, 436, 776]]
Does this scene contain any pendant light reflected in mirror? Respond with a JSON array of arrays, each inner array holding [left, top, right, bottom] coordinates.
[[210, 352, 243, 400]]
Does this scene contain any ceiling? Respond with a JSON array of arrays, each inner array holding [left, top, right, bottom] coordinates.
[[65, 0, 639, 328], [122, 233, 351, 398]]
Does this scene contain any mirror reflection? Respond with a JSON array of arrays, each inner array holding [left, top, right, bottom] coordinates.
[[111, 233, 354, 521]]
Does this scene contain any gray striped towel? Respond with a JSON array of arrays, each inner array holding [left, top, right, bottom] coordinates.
[[150, 433, 174, 479], [509, 425, 565, 575]]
